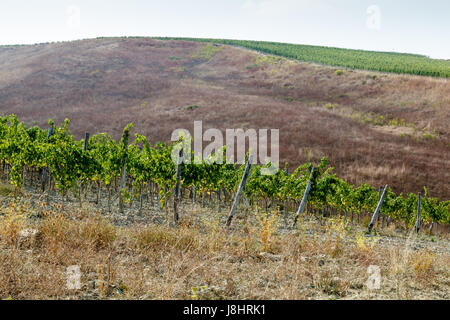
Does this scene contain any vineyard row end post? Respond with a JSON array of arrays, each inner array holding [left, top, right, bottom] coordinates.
[[42, 126, 54, 192], [293, 167, 315, 227], [226, 154, 253, 228], [173, 147, 183, 223], [84, 132, 90, 152], [368, 185, 388, 233], [377, 186, 383, 225], [119, 128, 130, 213], [415, 192, 421, 233]]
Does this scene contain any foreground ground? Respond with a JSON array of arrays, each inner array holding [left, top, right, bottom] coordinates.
[[0, 186, 448, 300]]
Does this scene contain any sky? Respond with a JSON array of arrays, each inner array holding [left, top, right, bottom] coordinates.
[[0, 0, 449, 59]]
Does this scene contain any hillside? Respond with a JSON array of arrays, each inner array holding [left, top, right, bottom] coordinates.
[[0, 37, 449, 199]]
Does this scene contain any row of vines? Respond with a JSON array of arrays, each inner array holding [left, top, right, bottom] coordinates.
[[0, 115, 449, 228]]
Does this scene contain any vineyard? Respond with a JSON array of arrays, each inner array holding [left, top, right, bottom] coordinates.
[[153, 37, 450, 78], [1, 114, 449, 231]]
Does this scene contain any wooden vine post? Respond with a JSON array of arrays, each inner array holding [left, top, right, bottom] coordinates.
[[284, 166, 289, 215], [42, 127, 54, 193], [293, 167, 315, 227], [226, 154, 253, 228], [415, 192, 421, 233], [368, 185, 388, 233], [173, 147, 183, 223], [377, 186, 384, 227], [118, 128, 130, 213], [79, 132, 90, 207], [84, 132, 90, 151]]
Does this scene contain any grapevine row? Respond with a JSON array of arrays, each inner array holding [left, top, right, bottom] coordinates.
[[0, 115, 448, 228]]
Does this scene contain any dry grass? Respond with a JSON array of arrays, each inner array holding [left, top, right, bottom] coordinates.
[[0, 183, 15, 197], [0, 199, 448, 300]]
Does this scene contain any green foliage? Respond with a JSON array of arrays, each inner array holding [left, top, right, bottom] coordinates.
[[0, 114, 448, 224], [191, 43, 224, 60], [246, 64, 259, 70], [156, 37, 450, 78], [184, 105, 199, 111]]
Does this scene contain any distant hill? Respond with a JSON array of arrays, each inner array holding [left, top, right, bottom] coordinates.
[[0, 37, 449, 198]]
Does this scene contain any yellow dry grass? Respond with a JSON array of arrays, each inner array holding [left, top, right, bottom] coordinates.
[[0, 200, 448, 300]]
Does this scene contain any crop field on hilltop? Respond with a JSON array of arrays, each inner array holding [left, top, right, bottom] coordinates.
[[154, 37, 450, 78]]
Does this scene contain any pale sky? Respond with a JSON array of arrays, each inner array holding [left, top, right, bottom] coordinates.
[[0, 0, 449, 59]]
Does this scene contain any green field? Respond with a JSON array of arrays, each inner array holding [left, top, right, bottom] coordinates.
[[154, 37, 450, 78]]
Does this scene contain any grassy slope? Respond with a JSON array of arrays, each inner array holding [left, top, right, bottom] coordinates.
[[0, 38, 449, 199]]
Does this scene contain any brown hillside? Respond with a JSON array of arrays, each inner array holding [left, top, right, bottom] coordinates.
[[0, 38, 449, 199]]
